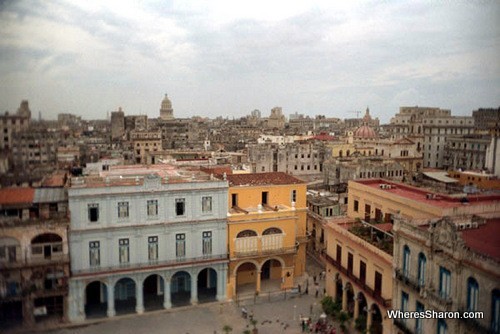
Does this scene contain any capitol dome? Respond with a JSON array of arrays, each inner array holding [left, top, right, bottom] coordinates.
[[161, 94, 172, 110], [354, 125, 377, 139]]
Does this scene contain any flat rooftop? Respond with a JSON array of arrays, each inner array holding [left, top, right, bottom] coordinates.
[[462, 218, 500, 262], [353, 179, 500, 209], [71, 164, 219, 188], [224, 172, 305, 187]]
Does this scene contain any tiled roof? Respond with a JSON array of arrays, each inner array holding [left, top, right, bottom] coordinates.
[[462, 218, 500, 262], [0, 188, 35, 205], [225, 172, 305, 186]]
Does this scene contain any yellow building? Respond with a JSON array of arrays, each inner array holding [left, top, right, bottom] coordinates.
[[348, 178, 500, 222], [324, 219, 393, 333], [224, 172, 307, 300]]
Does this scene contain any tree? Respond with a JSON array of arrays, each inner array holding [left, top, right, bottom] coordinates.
[[222, 324, 233, 334]]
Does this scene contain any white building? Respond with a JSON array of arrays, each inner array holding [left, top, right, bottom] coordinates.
[[67, 165, 228, 322]]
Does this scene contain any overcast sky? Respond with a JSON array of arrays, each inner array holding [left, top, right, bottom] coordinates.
[[0, 0, 499, 123]]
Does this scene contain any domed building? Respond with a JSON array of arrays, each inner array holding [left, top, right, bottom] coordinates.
[[160, 93, 174, 120], [354, 125, 378, 140]]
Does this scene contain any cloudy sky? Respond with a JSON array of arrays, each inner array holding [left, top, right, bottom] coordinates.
[[0, 0, 498, 122]]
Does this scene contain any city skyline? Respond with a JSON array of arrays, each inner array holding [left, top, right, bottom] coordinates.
[[1, 0, 499, 122]]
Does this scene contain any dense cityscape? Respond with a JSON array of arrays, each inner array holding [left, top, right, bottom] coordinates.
[[1, 0, 500, 333], [0, 96, 499, 334]]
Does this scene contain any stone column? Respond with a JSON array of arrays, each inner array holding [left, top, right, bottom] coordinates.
[[136, 280, 144, 314], [366, 307, 373, 334], [216, 267, 226, 301], [342, 286, 348, 312], [190, 275, 198, 304], [256, 270, 262, 294], [107, 283, 115, 317], [163, 278, 171, 309], [353, 297, 360, 320]]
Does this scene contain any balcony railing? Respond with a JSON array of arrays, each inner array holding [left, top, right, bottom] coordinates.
[[232, 245, 298, 259], [323, 253, 391, 308], [72, 253, 228, 276], [395, 269, 421, 293], [393, 319, 413, 334], [426, 288, 453, 309], [1, 253, 70, 269], [457, 308, 491, 333]]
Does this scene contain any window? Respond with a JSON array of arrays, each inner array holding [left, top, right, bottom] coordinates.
[[467, 277, 479, 312], [88, 203, 99, 222], [418, 253, 426, 286], [402, 245, 411, 278], [89, 241, 100, 266], [359, 260, 366, 285], [202, 231, 212, 256], [291, 190, 297, 203], [176, 198, 185, 216], [231, 193, 238, 207], [439, 266, 451, 299], [401, 291, 409, 323], [336, 245, 342, 264], [119, 238, 129, 264], [492, 289, 500, 333], [437, 319, 447, 334], [353, 200, 359, 212], [202, 196, 212, 213], [148, 236, 158, 261], [374, 271, 382, 296], [347, 252, 353, 275], [261, 191, 268, 205], [416, 301, 424, 334], [176, 233, 186, 258], [147, 200, 158, 217], [118, 202, 129, 219]]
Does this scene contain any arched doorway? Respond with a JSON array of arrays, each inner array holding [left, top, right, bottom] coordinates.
[[171, 271, 191, 307], [143, 274, 164, 311], [114, 278, 136, 315], [260, 259, 282, 292], [355, 292, 368, 332], [31, 233, 63, 260], [345, 283, 354, 317], [335, 276, 343, 303], [85, 281, 107, 319], [197, 268, 217, 303], [370, 304, 383, 334], [236, 262, 258, 296]]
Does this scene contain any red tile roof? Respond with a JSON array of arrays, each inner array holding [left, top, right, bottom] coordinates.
[[0, 188, 35, 205], [462, 219, 500, 262], [224, 172, 305, 186], [355, 179, 500, 208]]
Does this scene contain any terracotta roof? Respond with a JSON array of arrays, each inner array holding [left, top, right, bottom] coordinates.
[[0, 188, 35, 205], [462, 219, 500, 262], [376, 223, 393, 232], [310, 133, 335, 141], [225, 172, 305, 186]]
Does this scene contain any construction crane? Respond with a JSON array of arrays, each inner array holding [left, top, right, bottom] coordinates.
[[349, 110, 361, 118]]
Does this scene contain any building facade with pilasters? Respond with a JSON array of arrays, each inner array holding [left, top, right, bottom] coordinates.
[[67, 167, 228, 322]]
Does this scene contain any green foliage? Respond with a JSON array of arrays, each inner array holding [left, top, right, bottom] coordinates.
[[354, 314, 367, 331], [320, 296, 341, 317], [222, 324, 233, 333]]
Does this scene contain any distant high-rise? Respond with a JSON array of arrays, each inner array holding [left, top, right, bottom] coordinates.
[[110, 107, 125, 140], [160, 93, 174, 120]]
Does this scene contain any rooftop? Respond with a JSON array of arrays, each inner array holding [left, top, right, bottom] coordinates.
[[353, 179, 500, 209], [0, 188, 35, 206], [224, 172, 305, 187], [71, 164, 219, 188], [462, 218, 500, 262]]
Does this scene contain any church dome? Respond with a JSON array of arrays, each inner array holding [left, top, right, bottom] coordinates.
[[354, 125, 377, 139], [161, 94, 172, 109]]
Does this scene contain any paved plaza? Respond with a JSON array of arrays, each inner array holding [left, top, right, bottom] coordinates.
[[13, 257, 337, 334]]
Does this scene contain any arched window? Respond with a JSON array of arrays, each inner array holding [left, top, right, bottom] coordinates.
[[339, 150, 343, 158], [417, 253, 426, 286], [402, 245, 410, 278], [346, 150, 350, 156], [263, 227, 282, 235], [237, 230, 257, 238], [491, 289, 500, 333], [467, 277, 479, 312]]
